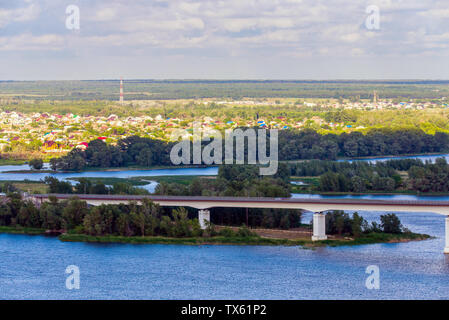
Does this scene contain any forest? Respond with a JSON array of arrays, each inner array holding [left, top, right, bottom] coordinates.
[[0, 192, 302, 236], [325, 211, 406, 237], [47, 128, 449, 171], [290, 158, 449, 193], [0, 192, 407, 240], [33, 164, 300, 229], [2, 80, 449, 100]]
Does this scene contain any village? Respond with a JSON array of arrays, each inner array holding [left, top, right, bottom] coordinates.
[[0, 97, 445, 159]]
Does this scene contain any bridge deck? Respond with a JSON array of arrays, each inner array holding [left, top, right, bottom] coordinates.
[[29, 194, 449, 214]]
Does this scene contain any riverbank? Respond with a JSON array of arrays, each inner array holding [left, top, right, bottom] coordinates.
[[3, 150, 448, 173], [0, 159, 27, 166], [291, 190, 449, 196], [0, 226, 431, 247], [338, 152, 449, 161], [0, 226, 46, 235], [58, 231, 432, 248], [68, 175, 203, 186]]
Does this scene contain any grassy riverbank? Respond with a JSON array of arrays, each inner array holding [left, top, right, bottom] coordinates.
[[290, 175, 449, 196], [59, 233, 305, 246], [0, 159, 27, 166], [68, 175, 204, 186], [290, 189, 449, 196], [0, 226, 46, 235], [58, 231, 430, 247], [309, 232, 431, 247], [0, 226, 431, 248]]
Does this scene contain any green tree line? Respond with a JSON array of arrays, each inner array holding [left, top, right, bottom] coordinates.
[[0, 194, 302, 235], [48, 128, 449, 171], [326, 211, 405, 237]]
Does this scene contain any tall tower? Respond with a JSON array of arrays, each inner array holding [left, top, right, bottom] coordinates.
[[373, 90, 377, 104], [119, 77, 124, 104]]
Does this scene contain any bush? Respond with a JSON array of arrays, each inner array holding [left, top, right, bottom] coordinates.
[[236, 225, 254, 237], [219, 227, 235, 237]]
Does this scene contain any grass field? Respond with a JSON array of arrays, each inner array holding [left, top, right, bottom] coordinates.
[[68, 175, 208, 186], [0, 181, 48, 194]]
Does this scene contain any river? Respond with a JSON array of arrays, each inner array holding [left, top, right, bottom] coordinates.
[[1, 154, 449, 299], [1, 209, 448, 299], [2, 153, 449, 193]]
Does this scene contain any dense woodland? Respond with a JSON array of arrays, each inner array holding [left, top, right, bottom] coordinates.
[[0, 193, 405, 238], [43, 177, 149, 196], [2, 80, 449, 100], [0, 194, 203, 237], [155, 164, 291, 198], [36, 164, 301, 229], [325, 211, 405, 236], [291, 158, 449, 193], [0, 193, 302, 235], [48, 128, 449, 171]]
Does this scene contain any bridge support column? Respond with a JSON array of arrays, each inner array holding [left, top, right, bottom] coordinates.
[[198, 209, 210, 230], [445, 216, 449, 254], [312, 213, 327, 241]]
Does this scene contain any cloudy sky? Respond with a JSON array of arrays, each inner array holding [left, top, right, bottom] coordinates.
[[1, 0, 449, 80]]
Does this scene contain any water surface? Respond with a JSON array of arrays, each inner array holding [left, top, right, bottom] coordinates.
[[1, 210, 448, 299], [1, 154, 449, 299]]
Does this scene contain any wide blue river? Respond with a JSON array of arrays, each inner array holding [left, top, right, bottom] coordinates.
[[1, 154, 449, 299], [1, 209, 448, 299]]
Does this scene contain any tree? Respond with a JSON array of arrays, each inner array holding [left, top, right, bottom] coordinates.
[[0, 203, 13, 226], [351, 176, 366, 193], [29, 158, 44, 170], [39, 200, 64, 230], [75, 178, 92, 194], [83, 205, 116, 236], [380, 213, 403, 234], [136, 148, 153, 167], [140, 198, 161, 236], [160, 215, 174, 237], [172, 207, 191, 237], [44, 177, 73, 194], [117, 213, 133, 236], [17, 201, 40, 227], [62, 197, 88, 230], [351, 212, 367, 237]]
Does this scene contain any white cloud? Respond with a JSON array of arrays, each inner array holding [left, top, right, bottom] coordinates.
[[93, 7, 117, 22], [0, 2, 40, 27], [2, 0, 449, 79], [0, 33, 64, 51]]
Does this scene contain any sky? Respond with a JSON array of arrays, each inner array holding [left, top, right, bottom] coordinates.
[[1, 0, 449, 80]]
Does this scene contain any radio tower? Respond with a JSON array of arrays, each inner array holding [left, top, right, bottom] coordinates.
[[119, 77, 124, 104]]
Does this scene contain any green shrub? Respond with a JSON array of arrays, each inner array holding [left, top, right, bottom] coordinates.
[[237, 225, 254, 237], [219, 227, 235, 237]]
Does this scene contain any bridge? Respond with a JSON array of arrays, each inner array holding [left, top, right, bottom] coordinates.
[[31, 194, 449, 253]]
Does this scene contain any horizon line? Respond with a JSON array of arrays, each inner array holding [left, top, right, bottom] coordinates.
[[2, 78, 449, 82]]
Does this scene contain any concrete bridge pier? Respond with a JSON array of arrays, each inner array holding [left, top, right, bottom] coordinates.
[[312, 212, 327, 241], [445, 216, 449, 254], [198, 209, 211, 230]]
